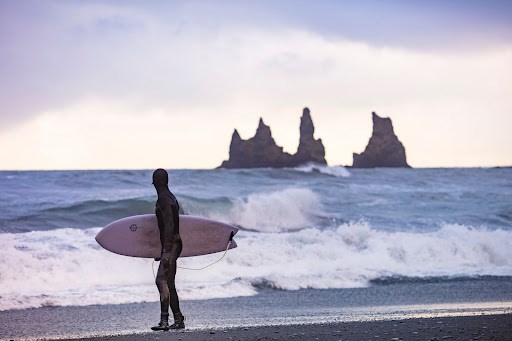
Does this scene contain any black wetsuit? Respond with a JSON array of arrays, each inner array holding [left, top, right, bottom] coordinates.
[[152, 169, 184, 328]]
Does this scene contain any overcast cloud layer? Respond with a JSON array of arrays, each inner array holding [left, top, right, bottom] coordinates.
[[1, 0, 511, 169]]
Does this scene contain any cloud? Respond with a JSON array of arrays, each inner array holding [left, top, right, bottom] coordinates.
[[1, 24, 511, 169], [0, 1, 511, 169], [2, 0, 512, 127]]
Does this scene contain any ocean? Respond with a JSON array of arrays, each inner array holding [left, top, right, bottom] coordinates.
[[1, 166, 511, 339]]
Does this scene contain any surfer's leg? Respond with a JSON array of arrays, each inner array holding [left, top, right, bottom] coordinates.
[[153, 261, 170, 331], [168, 241, 185, 329], [156, 260, 171, 314]]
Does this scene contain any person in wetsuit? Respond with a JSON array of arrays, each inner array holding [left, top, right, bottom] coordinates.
[[151, 168, 185, 331]]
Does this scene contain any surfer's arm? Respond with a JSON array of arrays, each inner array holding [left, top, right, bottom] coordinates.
[[158, 199, 176, 253]]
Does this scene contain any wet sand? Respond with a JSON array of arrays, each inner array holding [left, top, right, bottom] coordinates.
[[2, 280, 512, 340], [62, 314, 512, 341]]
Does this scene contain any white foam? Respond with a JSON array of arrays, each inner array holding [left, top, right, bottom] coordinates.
[[0, 228, 158, 310], [294, 164, 351, 177], [177, 222, 512, 292], [1, 222, 512, 311], [211, 188, 323, 232]]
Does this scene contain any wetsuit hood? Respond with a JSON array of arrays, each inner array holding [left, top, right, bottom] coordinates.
[[152, 168, 169, 190]]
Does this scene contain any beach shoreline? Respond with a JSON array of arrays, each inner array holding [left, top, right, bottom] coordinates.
[[2, 280, 512, 340], [56, 314, 512, 341]]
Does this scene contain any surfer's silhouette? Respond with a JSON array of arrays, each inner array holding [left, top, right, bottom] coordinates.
[[151, 169, 185, 331]]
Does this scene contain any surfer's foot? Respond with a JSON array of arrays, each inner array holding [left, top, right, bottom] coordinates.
[[170, 313, 185, 330], [151, 321, 169, 331], [169, 321, 185, 329], [151, 313, 170, 331]]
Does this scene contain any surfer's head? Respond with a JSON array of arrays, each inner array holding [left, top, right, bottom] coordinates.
[[152, 168, 169, 188]]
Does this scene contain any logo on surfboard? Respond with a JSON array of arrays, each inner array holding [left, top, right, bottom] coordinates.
[[129, 224, 138, 232]]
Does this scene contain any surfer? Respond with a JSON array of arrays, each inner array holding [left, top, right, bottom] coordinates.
[[151, 168, 186, 331]]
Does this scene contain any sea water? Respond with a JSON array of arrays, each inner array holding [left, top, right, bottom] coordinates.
[[0, 167, 511, 312]]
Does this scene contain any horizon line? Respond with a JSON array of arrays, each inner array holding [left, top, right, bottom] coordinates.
[[1, 165, 511, 172]]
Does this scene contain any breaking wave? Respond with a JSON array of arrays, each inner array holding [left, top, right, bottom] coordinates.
[[206, 188, 324, 232], [293, 164, 351, 177], [3, 187, 323, 234], [1, 222, 511, 311]]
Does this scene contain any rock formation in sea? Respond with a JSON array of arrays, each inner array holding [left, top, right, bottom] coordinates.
[[219, 107, 326, 168], [294, 108, 327, 166], [352, 112, 410, 168]]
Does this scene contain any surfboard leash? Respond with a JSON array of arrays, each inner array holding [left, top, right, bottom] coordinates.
[[152, 231, 235, 277], [176, 239, 232, 271]]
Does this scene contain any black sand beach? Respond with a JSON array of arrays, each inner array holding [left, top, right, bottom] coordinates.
[[63, 314, 512, 341], [2, 277, 512, 340]]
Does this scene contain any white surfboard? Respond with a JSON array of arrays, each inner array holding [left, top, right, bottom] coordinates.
[[95, 214, 238, 258]]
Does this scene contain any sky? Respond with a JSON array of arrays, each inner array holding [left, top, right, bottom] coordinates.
[[1, 0, 511, 170]]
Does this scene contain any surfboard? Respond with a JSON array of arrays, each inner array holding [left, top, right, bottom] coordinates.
[[95, 214, 238, 258]]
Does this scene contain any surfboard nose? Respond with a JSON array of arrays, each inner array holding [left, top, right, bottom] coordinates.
[[95, 227, 111, 251], [95, 229, 105, 247]]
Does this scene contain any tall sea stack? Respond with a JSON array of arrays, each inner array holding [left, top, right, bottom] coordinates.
[[219, 107, 326, 168], [352, 112, 410, 168], [294, 108, 327, 166]]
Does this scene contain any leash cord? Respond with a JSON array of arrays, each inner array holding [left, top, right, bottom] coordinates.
[[178, 240, 232, 270], [152, 240, 232, 279]]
